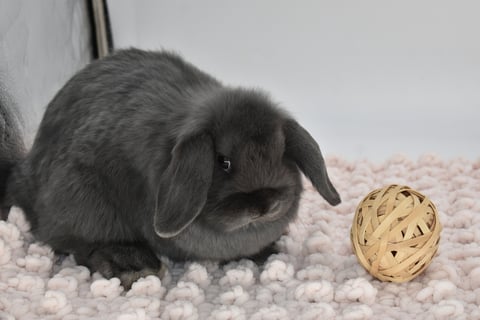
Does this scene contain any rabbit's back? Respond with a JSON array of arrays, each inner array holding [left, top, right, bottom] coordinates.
[[37, 49, 219, 151]]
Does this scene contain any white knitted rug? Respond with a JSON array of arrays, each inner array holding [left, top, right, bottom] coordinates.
[[1, 155, 479, 320]]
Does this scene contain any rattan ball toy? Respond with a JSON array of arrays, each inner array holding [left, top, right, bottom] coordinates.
[[351, 185, 441, 282]]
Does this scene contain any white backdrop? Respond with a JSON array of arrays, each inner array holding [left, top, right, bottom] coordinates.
[[0, 0, 91, 147], [108, 0, 480, 161]]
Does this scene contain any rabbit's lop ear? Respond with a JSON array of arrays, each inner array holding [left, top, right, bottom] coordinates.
[[284, 119, 341, 206], [153, 133, 214, 238]]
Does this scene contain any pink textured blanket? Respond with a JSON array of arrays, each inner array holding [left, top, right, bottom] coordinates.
[[0, 155, 479, 319]]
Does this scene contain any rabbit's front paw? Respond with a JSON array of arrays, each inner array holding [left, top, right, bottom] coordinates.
[[81, 243, 165, 290]]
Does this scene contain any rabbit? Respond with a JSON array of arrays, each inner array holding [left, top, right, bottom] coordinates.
[[0, 48, 341, 288]]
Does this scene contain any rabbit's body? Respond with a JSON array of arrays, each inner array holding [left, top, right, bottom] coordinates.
[[8, 50, 220, 253], [1, 49, 340, 288]]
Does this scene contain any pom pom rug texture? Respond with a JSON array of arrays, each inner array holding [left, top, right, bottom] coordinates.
[[0, 155, 479, 319]]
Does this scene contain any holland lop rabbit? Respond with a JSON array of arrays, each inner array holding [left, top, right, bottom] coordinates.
[[0, 49, 340, 288]]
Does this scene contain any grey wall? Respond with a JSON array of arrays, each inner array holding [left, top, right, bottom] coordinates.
[[0, 0, 92, 147], [108, 0, 480, 161]]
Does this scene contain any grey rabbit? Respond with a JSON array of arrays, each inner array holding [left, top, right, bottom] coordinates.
[[0, 49, 340, 288]]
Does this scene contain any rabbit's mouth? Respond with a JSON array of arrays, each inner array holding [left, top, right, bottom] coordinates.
[[223, 213, 277, 232], [199, 187, 297, 232], [205, 198, 291, 233]]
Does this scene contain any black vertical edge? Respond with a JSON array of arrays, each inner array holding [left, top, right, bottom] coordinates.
[[87, 0, 114, 59], [102, 0, 114, 52]]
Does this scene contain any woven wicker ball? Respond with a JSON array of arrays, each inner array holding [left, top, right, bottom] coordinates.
[[351, 185, 441, 283]]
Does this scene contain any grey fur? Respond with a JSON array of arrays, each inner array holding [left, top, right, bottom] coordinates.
[[0, 49, 340, 285]]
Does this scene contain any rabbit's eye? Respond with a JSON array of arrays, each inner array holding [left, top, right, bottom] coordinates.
[[217, 155, 232, 173]]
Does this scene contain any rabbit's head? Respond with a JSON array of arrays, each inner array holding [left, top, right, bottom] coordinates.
[[153, 88, 340, 238]]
